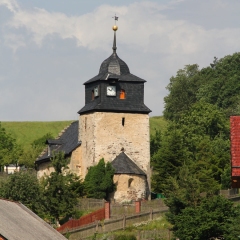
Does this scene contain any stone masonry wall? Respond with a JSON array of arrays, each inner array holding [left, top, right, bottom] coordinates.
[[111, 174, 147, 202], [37, 161, 54, 179], [79, 112, 151, 188], [37, 146, 82, 178]]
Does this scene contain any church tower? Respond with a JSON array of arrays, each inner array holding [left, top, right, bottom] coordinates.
[[78, 21, 151, 201]]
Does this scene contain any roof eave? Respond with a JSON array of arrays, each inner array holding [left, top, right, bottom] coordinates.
[[78, 108, 151, 115]]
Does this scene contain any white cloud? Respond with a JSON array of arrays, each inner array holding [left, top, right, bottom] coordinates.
[[0, 0, 240, 120], [0, 0, 19, 13], [3, 1, 240, 57], [4, 33, 26, 52]]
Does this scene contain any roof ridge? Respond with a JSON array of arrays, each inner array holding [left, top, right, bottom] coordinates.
[[57, 121, 74, 139], [37, 147, 48, 159], [36, 121, 75, 160], [0, 198, 20, 204]]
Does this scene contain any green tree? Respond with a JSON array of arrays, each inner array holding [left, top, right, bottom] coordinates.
[[190, 136, 229, 190], [31, 132, 53, 148], [151, 128, 188, 193], [163, 64, 201, 120], [84, 158, 115, 199], [0, 170, 44, 216], [164, 53, 240, 120], [163, 165, 203, 226], [178, 101, 229, 141], [0, 122, 23, 171], [42, 152, 83, 222], [150, 129, 161, 157], [19, 133, 53, 168], [159, 52, 240, 240], [221, 164, 231, 190], [173, 195, 240, 240], [197, 53, 240, 116]]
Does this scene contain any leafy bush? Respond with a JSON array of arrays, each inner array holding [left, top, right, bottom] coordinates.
[[84, 158, 115, 200], [114, 234, 136, 240]]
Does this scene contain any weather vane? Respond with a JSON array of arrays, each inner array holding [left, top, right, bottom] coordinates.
[[112, 14, 119, 24], [112, 14, 118, 31]]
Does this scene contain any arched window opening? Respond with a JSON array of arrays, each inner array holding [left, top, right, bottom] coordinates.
[[120, 89, 125, 99], [128, 178, 134, 188]]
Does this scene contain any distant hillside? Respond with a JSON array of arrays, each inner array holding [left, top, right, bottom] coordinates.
[[1, 121, 74, 151], [1, 117, 167, 151], [149, 116, 167, 134]]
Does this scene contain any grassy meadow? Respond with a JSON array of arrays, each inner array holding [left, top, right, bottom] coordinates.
[[1, 121, 73, 151], [149, 116, 167, 134], [1, 116, 167, 151]]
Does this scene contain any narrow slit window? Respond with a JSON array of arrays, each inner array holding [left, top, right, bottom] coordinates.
[[122, 117, 125, 126], [120, 89, 125, 99], [91, 90, 94, 100]]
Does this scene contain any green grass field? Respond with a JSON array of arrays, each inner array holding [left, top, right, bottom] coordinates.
[[1, 121, 73, 151], [149, 116, 168, 134], [1, 116, 167, 151]]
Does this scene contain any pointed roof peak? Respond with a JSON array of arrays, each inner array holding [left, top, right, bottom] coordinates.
[[112, 30, 117, 53], [111, 152, 146, 175]]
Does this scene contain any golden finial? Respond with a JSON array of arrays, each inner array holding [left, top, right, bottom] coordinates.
[[112, 14, 118, 31], [112, 25, 118, 31]]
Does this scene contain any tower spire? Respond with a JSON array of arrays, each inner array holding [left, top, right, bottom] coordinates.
[[112, 15, 118, 53]]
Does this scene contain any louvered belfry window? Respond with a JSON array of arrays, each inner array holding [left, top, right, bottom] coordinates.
[[120, 89, 125, 99]]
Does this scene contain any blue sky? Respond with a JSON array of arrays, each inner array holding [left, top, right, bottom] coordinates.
[[0, 0, 240, 121]]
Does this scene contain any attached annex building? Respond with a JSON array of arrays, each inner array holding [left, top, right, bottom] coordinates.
[[35, 25, 151, 202]]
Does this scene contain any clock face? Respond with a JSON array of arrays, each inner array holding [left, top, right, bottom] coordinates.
[[94, 86, 99, 97], [107, 86, 116, 96]]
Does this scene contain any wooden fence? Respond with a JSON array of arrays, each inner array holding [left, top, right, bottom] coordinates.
[[110, 199, 166, 217], [67, 208, 169, 240], [135, 229, 172, 240], [58, 199, 167, 236], [57, 208, 105, 233], [76, 198, 105, 212]]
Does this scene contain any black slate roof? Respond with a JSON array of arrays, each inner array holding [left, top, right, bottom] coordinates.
[[84, 53, 146, 84], [46, 139, 63, 145], [79, 29, 151, 115], [100, 52, 130, 75], [78, 101, 151, 114], [84, 72, 146, 85], [111, 152, 146, 175], [35, 121, 80, 164]]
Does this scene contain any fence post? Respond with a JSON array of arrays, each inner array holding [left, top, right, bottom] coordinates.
[[135, 200, 141, 213], [123, 215, 126, 230], [96, 220, 99, 232], [150, 209, 153, 220], [137, 230, 140, 240], [105, 202, 110, 220]]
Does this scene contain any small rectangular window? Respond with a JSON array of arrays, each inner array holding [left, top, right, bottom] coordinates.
[[122, 117, 125, 126], [120, 89, 125, 99]]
